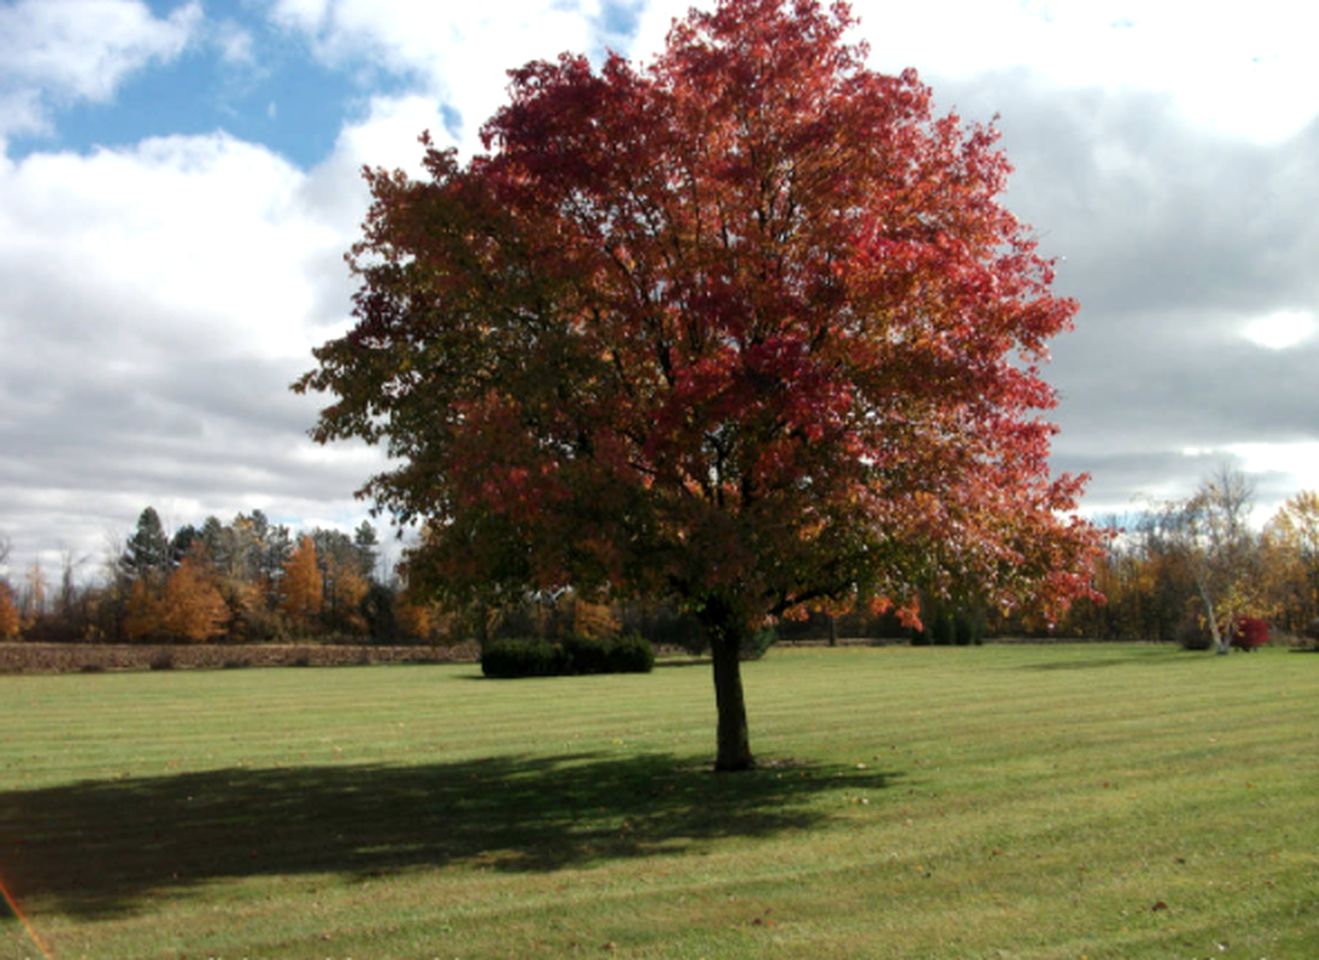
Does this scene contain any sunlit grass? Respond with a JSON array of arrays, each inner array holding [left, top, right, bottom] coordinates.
[[1, 644, 1315, 958]]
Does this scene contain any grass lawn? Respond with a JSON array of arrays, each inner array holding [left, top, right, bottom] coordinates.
[[1, 644, 1315, 959]]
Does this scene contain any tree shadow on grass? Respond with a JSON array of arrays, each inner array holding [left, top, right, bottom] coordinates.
[[1019, 647, 1194, 671], [0, 752, 897, 919], [1022, 658, 1140, 671]]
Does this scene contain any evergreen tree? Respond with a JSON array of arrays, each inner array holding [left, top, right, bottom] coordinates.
[[121, 507, 170, 580], [353, 521, 379, 579]]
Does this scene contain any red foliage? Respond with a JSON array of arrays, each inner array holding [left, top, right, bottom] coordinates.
[[297, 0, 1104, 766], [1232, 617, 1269, 650]]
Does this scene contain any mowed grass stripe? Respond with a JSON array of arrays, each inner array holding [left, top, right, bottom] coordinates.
[[1, 644, 1315, 959]]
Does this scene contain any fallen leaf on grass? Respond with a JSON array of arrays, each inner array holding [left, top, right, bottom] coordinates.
[[1151, 901, 1168, 912]]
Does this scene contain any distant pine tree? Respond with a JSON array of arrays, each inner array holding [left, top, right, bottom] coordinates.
[[121, 507, 171, 579]]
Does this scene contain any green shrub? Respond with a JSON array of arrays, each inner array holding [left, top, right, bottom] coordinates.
[[481, 634, 654, 678], [669, 623, 776, 660], [931, 614, 956, 646], [739, 626, 777, 661], [481, 638, 567, 678], [561, 633, 611, 674], [954, 609, 986, 646], [605, 632, 655, 673], [1177, 616, 1212, 651]]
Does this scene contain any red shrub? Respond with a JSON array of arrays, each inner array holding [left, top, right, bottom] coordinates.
[[1232, 617, 1269, 651]]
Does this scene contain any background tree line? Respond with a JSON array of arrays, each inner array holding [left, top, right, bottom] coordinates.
[[0, 508, 444, 646], [1060, 472, 1319, 648], [3, 472, 1317, 649]]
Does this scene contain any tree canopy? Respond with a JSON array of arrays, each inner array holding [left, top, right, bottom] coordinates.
[[297, 0, 1102, 769]]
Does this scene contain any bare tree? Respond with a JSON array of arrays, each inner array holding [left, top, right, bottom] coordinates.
[[1162, 466, 1264, 654], [58, 546, 92, 620], [22, 560, 47, 623]]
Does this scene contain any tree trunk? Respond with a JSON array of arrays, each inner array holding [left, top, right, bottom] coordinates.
[[702, 598, 754, 771], [474, 601, 491, 652], [1193, 575, 1229, 655], [710, 634, 754, 770], [827, 614, 838, 648]]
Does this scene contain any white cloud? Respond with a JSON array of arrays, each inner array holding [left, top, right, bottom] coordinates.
[[626, 0, 688, 61], [0, 130, 383, 575], [212, 18, 256, 66], [847, 0, 1319, 143], [296, 93, 453, 249], [624, 1, 1319, 144], [2, 133, 339, 357], [4, 0, 1319, 578], [268, 0, 606, 155], [269, 0, 330, 34], [0, 0, 202, 138], [1242, 310, 1316, 350], [0, 88, 47, 138]]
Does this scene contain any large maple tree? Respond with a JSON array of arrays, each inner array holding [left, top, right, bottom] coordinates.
[[298, 0, 1102, 770]]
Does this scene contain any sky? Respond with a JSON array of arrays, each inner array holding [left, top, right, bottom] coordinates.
[[1, 0, 1317, 583]]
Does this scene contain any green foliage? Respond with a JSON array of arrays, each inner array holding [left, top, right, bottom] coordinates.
[[955, 608, 986, 646], [362, 581, 398, 644], [121, 507, 170, 579], [669, 622, 777, 660], [1177, 616, 1213, 651], [739, 626, 777, 661], [604, 632, 655, 673], [560, 633, 611, 674], [482, 634, 655, 678], [912, 600, 985, 647], [931, 613, 956, 646], [480, 638, 570, 678]]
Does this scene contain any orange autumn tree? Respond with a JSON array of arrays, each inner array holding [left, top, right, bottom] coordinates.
[[124, 552, 230, 642], [281, 536, 323, 634], [298, 0, 1101, 770], [0, 582, 19, 639], [159, 554, 231, 642], [322, 551, 369, 634]]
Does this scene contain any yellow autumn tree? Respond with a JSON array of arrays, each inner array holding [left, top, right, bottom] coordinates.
[[322, 552, 369, 634], [1263, 490, 1319, 633], [0, 582, 19, 639], [123, 576, 171, 641], [571, 596, 620, 639], [281, 536, 323, 634]]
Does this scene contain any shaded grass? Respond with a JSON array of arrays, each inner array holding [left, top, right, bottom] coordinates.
[[0, 644, 1316, 958], [1, 753, 893, 919]]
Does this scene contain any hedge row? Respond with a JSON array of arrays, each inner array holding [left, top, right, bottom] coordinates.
[[0, 642, 479, 675], [480, 634, 655, 678]]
